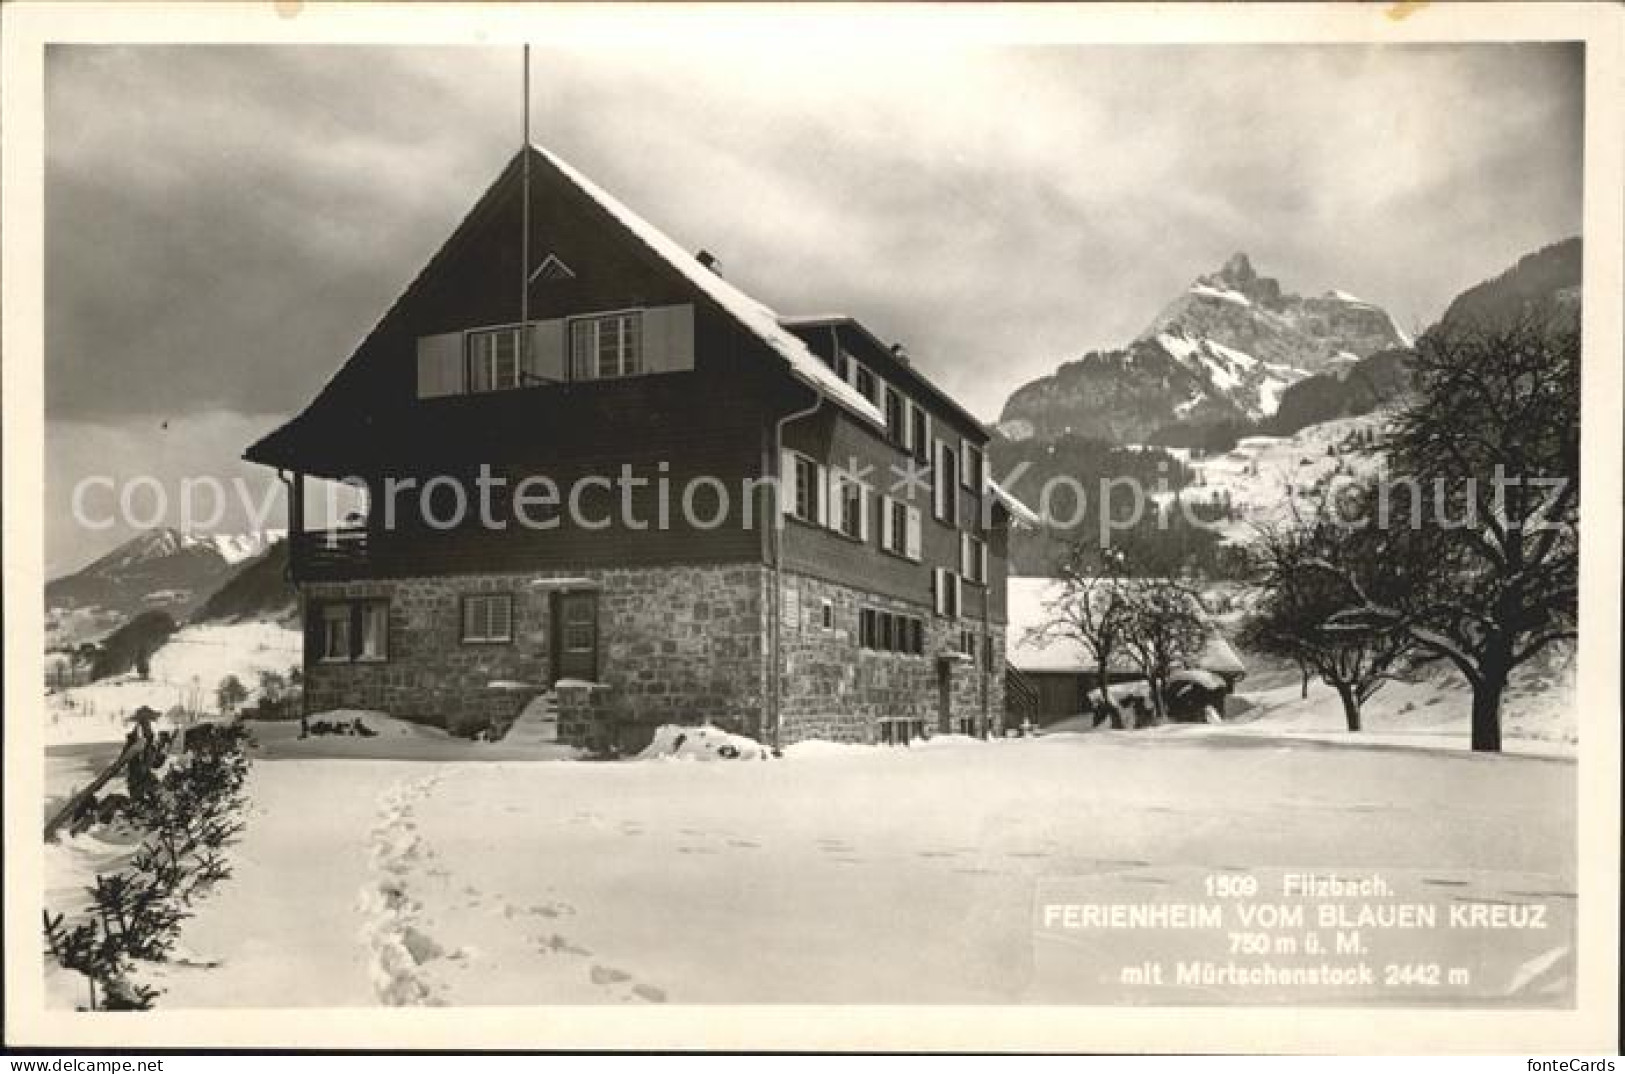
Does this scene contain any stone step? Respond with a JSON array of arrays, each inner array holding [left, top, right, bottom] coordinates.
[[502, 691, 560, 745]]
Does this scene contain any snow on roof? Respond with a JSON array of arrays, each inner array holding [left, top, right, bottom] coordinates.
[[987, 478, 1041, 528], [533, 145, 885, 429], [1005, 577, 1246, 677]]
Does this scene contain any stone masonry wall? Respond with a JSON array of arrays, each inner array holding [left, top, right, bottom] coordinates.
[[303, 565, 767, 741], [777, 570, 1006, 745]]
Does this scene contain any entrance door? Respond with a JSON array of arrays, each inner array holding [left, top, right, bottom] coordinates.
[[553, 591, 599, 683]]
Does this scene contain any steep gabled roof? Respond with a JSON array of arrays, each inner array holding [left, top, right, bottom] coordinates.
[[533, 145, 883, 428], [247, 144, 883, 472]]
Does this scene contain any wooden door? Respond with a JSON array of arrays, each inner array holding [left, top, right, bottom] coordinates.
[[553, 591, 599, 683]]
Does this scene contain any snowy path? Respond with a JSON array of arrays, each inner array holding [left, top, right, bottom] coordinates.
[[138, 734, 1575, 1007]]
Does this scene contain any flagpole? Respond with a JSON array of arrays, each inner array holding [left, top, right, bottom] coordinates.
[[520, 44, 531, 377]]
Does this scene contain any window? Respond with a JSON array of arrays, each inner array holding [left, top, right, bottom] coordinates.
[[316, 600, 388, 663], [468, 327, 521, 392], [935, 440, 958, 522], [879, 495, 921, 560], [961, 533, 988, 585], [959, 629, 977, 658], [570, 312, 642, 381], [859, 607, 925, 656], [462, 594, 514, 643], [359, 603, 389, 661], [884, 386, 906, 447], [320, 604, 351, 662], [962, 442, 984, 491], [834, 349, 852, 382], [909, 404, 930, 464], [820, 599, 835, 632], [855, 365, 878, 406], [831, 472, 867, 541], [933, 569, 961, 619], [791, 454, 821, 523]]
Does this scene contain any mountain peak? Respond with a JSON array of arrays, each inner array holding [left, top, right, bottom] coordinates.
[[1215, 252, 1256, 287]]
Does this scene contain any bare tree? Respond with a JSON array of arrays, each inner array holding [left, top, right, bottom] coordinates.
[[1243, 489, 1415, 732], [1321, 314, 1579, 751], [1028, 544, 1135, 725], [1120, 577, 1208, 720]]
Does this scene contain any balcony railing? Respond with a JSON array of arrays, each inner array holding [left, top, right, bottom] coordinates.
[[290, 527, 371, 580]]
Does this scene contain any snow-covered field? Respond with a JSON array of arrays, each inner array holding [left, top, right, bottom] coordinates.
[[49, 722, 1573, 1008], [43, 621, 301, 746]]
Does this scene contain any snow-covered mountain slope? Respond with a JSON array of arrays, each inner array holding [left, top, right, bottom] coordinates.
[[999, 253, 1409, 446], [46, 528, 286, 647], [1154, 410, 1391, 543]]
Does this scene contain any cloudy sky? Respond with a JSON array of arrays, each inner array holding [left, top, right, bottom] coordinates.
[[44, 40, 1583, 574]]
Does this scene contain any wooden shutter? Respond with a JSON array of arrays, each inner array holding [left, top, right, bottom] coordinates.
[[826, 470, 842, 532], [642, 304, 696, 374], [934, 440, 948, 519], [905, 507, 922, 561], [881, 495, 895, 550], [526, 319, 566, 383], [858, 487, 872, 542], [416, 332, 464, 398], [814, 463, 828, 526], [960, 533, 971, 577], [951, 574, 962, 618], [979, 541, 989, 585], [933, 569, 946, 616]]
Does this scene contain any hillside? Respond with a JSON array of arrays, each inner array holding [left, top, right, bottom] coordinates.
[[46, 528, 283, 647], [193, 538, 297, 624]]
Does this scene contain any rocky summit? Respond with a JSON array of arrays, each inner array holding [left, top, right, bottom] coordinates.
[[997, 253, 1411, 446]]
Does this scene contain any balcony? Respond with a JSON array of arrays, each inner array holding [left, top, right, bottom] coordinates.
[[290, 527, 371, 581]]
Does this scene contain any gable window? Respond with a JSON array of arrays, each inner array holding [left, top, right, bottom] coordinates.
[[571, 311, 642, 381], [961, 533, 988, 585], [315, 599, 389, 663], [462, 594, 514, 644], [468, 327, 522, 393], [935, 440, 958, 523]]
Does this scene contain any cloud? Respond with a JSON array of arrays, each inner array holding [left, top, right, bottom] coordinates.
[[41, 41, 1582, 566]]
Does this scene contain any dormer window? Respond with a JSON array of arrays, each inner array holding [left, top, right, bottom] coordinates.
[[571, 311, 642, 380], [468, 327, 522, 392]]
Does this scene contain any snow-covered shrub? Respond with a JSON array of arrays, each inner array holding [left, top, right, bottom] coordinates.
[[43, 722, 253, 1010]]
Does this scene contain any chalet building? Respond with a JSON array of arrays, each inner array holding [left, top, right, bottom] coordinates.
[[246, 144, 1035, 751]]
